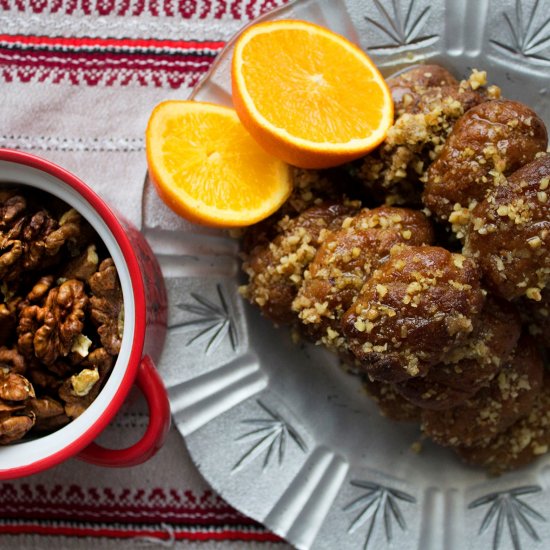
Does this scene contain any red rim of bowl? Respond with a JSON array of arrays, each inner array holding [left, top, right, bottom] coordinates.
[[0, 147, 146, 478]]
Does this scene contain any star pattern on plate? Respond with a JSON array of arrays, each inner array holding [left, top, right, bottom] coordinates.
[[232, 400, 307, 473], [365, 0, 438, 52], [171, 284, 238, 354], [469, 485, 546, 550], [490, 0, 550, 64], [344, 480, 416, 549]]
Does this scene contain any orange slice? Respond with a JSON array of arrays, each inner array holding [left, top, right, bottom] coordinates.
[[146, 101, 292, 228], [232, 20, 393, 169]]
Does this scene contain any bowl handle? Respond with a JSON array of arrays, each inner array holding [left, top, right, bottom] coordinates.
[[77, 355, 171, 467]]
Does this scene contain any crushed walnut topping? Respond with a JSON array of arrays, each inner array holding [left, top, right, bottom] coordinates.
[[240, 63, 550, 474]]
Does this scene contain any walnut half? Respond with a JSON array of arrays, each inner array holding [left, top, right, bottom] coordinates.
[[90, 259, 124, 355], [0, 371, 36, 444], [18, 279, 88, 366]]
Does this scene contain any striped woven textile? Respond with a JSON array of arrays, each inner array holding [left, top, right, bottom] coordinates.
[[0, 0, 286, 88], [0, 0, 291, 547]]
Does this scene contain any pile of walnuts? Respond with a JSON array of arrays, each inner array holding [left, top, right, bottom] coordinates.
[[0, 188, 123, 444]]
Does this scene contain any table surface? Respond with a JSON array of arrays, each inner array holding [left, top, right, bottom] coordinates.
[[0, 0, 292, 547]]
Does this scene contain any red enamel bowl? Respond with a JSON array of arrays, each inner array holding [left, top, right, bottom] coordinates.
[[0, 148, 170, 479]]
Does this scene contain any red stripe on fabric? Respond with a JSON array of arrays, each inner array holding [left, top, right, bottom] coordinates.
[[0, 524, 282, 542], [0, 51, 216, 65], [175, 531, 281, 542], [0, 48, 216, 69], [0, 48, 212, 87], [0, 34, 226, 52], [0, 505, 256, 525], [0, 0, 288, 18], [3, 0, 284, 16]]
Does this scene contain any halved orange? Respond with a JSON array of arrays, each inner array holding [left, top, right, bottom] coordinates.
[[146, 100, 292, 228], [231, 20, 393, 169]]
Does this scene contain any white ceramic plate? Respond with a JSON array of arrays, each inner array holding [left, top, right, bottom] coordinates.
[[143, 0, 550, 548]]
